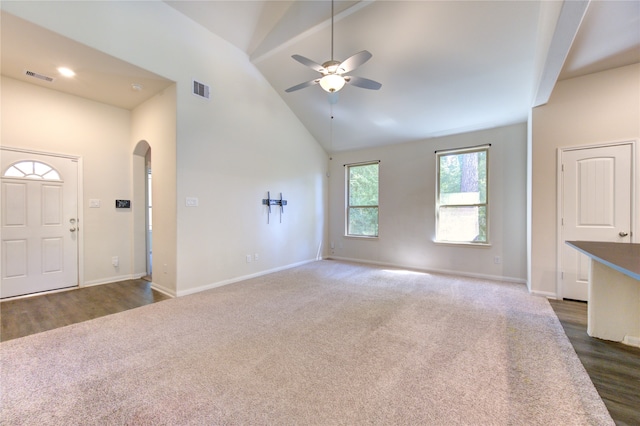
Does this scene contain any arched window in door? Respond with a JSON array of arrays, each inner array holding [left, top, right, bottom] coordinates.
[[3, 161, 61, 181]]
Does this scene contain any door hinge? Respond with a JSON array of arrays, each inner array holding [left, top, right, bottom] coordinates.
[[561, 164, 564, 172], [561, 271, 564, 280]]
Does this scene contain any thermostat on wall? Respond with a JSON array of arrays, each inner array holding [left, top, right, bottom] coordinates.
[[115, 199, 131, 209]]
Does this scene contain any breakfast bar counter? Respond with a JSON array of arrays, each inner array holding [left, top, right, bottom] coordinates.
[[566, 241, 640, 347]]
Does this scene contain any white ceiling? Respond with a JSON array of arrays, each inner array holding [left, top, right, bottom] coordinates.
[[2, 1, 638, 153], [0, 12, 174, 110]]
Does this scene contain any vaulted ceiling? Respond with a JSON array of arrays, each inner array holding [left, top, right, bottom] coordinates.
[[2, 1, 639, 153]]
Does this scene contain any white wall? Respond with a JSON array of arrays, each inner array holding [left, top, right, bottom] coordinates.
[[328, 123, 528, 282], [531, 64, 640, 297], [3, 1, 328, 296], [131, 86, 177, 296], [1, 76, 134, 285]]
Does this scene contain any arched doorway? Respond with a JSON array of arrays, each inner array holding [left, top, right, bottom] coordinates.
[[133, 141, 152, 281]]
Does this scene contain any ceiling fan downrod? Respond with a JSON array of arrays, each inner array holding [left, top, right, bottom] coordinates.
[[330, 0, 334, 62], [285, 0, 382, 94]]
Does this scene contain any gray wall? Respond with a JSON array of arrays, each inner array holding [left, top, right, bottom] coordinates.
[[329, 123, 528, 282]]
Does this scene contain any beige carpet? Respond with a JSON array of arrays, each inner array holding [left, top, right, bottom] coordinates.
[[1, 260, 612, 425]]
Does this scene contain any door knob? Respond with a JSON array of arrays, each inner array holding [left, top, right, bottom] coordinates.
[[70, 227, 77, 232], [619, 231, 629, 237]]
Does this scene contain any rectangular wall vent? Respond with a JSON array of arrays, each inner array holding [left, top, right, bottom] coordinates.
[[192, 80, 210, 100], [24, 70, 56, 83]]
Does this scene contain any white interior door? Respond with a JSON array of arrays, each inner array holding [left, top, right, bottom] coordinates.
[[1, 149, 79, 298], [561, 143, 633, 301]]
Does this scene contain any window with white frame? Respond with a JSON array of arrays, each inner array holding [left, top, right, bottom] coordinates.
[[436, 146, 488, 244], [346, 162, 379, 237]]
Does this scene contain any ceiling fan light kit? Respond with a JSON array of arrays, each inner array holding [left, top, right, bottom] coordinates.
[[319, 74, 346, 92], [286, 0, 381, 94]]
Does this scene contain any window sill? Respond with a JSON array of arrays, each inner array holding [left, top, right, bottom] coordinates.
[[433, 240, 491, 248], [345, 235, 379, 240]]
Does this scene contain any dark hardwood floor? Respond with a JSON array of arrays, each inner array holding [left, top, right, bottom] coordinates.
[[0, 279, 170, 342], [1, 284, 638, 424], [549, 299, 640, 426]]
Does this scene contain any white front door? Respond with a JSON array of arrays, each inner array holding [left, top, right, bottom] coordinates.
[[560, 143, 633, 301], [1, 149, 79, 298]]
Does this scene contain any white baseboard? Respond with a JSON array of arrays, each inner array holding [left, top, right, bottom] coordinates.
[[150, 283, 176, 298], [622, 335, 640, 348], [176, 258, 317, 297], [531, 290, 559, 299], [326, 256, 528, 285], [83, 274, 144, 287], [83, 274, 176, 298]]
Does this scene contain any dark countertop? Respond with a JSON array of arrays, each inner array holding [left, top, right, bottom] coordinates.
[[566, 241, 640, 281]]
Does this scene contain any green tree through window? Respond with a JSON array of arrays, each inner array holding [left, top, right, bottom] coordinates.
[[436, 148, 488, 243], [347, 162, 379, 236]]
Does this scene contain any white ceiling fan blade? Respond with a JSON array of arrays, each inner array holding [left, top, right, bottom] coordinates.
[[345, 75, 382, 90], [292, 55, 326, 73], [339, 50, 372, 74], [285, 78, 321, 93]]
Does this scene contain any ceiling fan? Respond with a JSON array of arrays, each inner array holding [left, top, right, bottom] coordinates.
[[285, 0, 381, 94]]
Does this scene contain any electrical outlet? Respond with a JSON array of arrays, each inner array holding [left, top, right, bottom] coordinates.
[[254, 253, 259, 262], [494, 256, 501, 264], [112, 256, 119, 267], [246, 255, 252, 263]]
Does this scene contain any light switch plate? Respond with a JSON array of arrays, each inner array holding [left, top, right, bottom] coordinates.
[[89, 199, 101, 208], [186, 197, 199, 207]]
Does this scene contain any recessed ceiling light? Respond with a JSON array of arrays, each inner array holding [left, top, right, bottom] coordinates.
[[57, 67, 75, 77], [131, 83, 143, 92]]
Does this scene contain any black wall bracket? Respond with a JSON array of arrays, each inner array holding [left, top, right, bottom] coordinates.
[[262, 191, 287, 224]]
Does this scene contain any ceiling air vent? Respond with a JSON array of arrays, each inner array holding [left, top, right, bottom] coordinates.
[[24, 70, 56, 83], [192, 79, 210, 100]]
